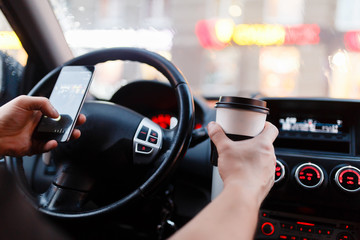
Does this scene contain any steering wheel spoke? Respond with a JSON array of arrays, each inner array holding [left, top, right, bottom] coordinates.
[[38, 163, 94, 212]]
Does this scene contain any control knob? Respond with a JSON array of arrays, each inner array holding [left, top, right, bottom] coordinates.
[[335, 166, 360, 192], [261, 222, 275, 236], [275, 160, 285, 183], [295, 163, 324, 189]]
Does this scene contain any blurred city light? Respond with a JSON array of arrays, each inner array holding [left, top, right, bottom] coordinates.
[[228, 4, 242, 17], [215, 19, 235, 43], [284, 24, 320, 45], [196, 22, 321, 48], [344, 31, 360, 51], [329, 50, 350, 72], [260, 47, 300, 96], [195, 19, 228, 49], [233, 24, 285, 46]]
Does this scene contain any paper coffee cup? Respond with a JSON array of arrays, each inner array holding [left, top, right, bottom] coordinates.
[[211, 96, 269, 200]]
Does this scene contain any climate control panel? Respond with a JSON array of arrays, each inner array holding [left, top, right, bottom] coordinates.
[[272, 157, 360, 194]]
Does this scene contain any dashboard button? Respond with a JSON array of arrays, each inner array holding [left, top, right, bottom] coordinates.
[[324, 229, 333, 235], [340, 224, 353, 230], [295, 163, 324, 189], [137, 126, 149, 140], [281, 223, 295, 230], [315, 228, 323, 234], [335, 166, 360, 192], [337, 232, 353, 240]]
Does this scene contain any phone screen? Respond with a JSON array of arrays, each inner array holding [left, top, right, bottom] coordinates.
[[35, 66, 95, 142]]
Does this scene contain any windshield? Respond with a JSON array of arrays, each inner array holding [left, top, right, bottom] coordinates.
[[49, 0, 360, 100]]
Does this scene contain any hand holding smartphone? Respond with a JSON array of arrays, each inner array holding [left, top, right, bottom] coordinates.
[[34, 66, 95, 142]]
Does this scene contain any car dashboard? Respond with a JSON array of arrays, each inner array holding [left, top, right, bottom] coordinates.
[[22, 81, 360, 239], [111, 82, 360, 239], [256, 98, 360, 240]]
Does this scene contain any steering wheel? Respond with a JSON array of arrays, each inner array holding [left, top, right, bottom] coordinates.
[[6, 48, 195, 218]]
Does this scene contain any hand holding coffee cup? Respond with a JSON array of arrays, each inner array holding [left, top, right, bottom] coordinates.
[[210, 96, 269, 200], [211, 96, 269, 166]]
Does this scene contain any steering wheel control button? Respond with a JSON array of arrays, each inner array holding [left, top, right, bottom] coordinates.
[[275, 160, 285, 183], [295, 163, 324, 189], [148, 136, 158, 144], [261, 222, 275, 236], [335, 166, 360, 192], [136, 144, 153, 154], [134, 118, 163, 164], [150, 130, 158, 138], [137, 126, 149, 140]]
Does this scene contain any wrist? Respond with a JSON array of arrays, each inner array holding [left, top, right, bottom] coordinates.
[[223, 181, 263, 209]]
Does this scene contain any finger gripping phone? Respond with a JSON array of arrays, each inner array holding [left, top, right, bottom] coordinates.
[[34, 66, 95, 142]]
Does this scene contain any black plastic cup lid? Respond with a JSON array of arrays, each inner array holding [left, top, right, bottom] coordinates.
[[215, 96, 269, 114]]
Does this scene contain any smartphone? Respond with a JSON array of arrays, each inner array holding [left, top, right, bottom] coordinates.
[[34, 66, 95, 142]]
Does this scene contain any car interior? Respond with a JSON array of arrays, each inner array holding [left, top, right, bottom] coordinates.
[[0, 0, 360, 239]]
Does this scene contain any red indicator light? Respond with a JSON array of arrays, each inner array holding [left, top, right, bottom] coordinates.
[[276, 166, 281, 171], [279, 235, 288, 239], [194, 123, 202, 129], [152, 114, 172, 129], [296, 221, 315, 226]]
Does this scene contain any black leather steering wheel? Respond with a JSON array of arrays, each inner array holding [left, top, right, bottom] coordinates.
[[6, 48, 195, 218]]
